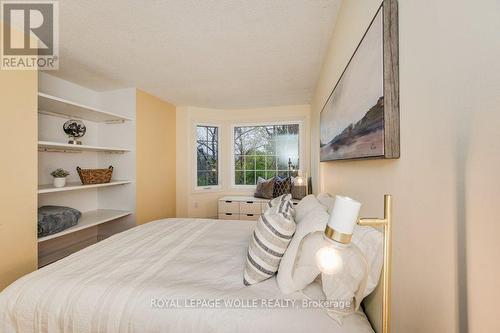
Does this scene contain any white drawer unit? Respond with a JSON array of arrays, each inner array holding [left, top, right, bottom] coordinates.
[[218, 199, 240, 214], [239, 213, 260, 221], [218, 196, 300, 221], [218, 212, 239, 220], [240, 200, 262, 215], [218, 196, 268, 221]]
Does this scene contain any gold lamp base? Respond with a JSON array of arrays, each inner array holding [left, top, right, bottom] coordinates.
[[324, 225, 352, 244], [358, 195, 392, 333]]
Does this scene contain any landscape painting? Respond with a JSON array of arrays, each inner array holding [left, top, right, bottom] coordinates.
[[320, 8, 385, 161]]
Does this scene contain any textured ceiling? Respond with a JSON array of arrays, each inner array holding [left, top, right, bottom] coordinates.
[[50, 0, 341, 108]]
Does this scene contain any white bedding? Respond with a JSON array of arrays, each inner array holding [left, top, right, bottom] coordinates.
[[0, 218, 374, 333]]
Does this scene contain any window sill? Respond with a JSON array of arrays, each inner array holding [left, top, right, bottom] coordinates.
[[192, 186, 223, 194], [230, 185, 257, 192]]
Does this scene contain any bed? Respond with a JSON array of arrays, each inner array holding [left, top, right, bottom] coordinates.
[[0, 218, 375, 333]]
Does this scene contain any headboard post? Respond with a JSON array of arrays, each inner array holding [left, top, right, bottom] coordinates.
[[358, 194, 392, 333]]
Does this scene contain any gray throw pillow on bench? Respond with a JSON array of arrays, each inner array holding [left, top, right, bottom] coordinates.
[[254, 177, 275, 199], [38, 206, 82, 238]]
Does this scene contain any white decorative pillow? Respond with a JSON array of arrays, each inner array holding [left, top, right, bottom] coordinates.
[[351, 225, 383, 296], [291, 226, 383, 293], [243, 201, 296, 286], [321, 226, 383, 323], [277, 206, 329, 294], [294, 194, 326, 223], [289, 231, 323, 291], [290, 226, 383, 321], [323, 236, 373, 314], [293, 198, 383, 296], [291, 231, 367, 324], [317, 192, 335, 214]]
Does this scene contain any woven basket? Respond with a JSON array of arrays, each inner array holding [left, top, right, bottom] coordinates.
[[76, 166, 113, 185]]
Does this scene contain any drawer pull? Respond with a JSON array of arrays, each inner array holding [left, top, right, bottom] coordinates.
[[246, 201, 254, 204], [225, 213, 233, 216], [247, 214, 254, 217], [225, 201, 233, 203]]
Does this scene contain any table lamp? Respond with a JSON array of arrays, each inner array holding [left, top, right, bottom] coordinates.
[[296, 195, 369, 319], [292, 170, 307, 199]]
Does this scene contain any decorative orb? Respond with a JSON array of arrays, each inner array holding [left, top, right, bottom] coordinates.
[[63, 120, 86, 138]]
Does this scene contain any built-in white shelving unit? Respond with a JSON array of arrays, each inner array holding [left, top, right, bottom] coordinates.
[[37, 73, 136, 268], [38, 209, 132, 242], [38, 180, 132, 194], [38, 140, 130, 153], [38, 92, 132, 122]]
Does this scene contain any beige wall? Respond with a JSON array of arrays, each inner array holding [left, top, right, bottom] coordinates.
[[311, 0, 500, 332], [136, 90, 176, 224], [176, 105, 310, 218], [0, 30, 38, 290]]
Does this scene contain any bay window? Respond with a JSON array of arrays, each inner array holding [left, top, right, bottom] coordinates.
[[233, 123, 301, 186]]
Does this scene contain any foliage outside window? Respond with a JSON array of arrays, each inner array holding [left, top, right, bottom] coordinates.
[[234, 124, 300, 186], [197, 125, 219, 187]]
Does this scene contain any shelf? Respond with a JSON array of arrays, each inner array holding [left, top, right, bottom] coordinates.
[[38, 180, 132, 194], [38, 141, 130, 153], [38, 209, 132, 242], [38, 92, 132, 123]]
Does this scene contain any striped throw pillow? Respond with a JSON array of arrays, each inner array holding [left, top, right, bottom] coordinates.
[[244, 200, 296, 286], [262, 193, 293, 214]]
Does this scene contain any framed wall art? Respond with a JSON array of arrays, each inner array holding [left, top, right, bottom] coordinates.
[[320, 0, 399, 161]]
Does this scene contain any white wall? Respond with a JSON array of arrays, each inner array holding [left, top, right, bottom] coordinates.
[[97, 88, 137, 234], [176, 105, 310, 218], [310, 0, 500, 332]]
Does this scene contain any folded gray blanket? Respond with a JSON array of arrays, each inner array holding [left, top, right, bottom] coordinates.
[[38, 206, 82, 238]]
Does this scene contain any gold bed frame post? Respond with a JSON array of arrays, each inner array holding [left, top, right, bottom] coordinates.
[[358, 195, 392, 333]]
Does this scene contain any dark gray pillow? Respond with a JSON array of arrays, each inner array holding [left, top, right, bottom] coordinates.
[[273, 176, 291, 198], [254, 177, 275, 199], [38, 206, 82, 238]]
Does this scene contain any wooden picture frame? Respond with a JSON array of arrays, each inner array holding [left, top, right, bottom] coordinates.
[[320, 0, 399, 161]]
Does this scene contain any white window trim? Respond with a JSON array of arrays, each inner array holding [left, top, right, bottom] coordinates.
[[230, 120, 304, 190], [193, 122, 222, 192]]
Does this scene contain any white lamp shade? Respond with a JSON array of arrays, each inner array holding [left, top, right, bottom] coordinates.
[[327, 196, 361, 235]]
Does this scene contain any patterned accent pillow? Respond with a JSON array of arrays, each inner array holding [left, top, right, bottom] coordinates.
[[244, 200, 296, 286], [254, 177, 275, 199], [273, 176, 291, 198]]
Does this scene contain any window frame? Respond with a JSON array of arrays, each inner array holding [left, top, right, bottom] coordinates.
[[230, 120, 304, 189], [193, 122, 222, 192]]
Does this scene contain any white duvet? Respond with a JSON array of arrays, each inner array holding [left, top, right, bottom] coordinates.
[[0, 218, 374, 333]]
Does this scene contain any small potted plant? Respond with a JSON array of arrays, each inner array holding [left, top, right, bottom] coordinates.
[[50, 168, 70, 188]]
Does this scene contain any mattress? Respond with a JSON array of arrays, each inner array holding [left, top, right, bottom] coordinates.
[[0, 218, 374, 333]]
